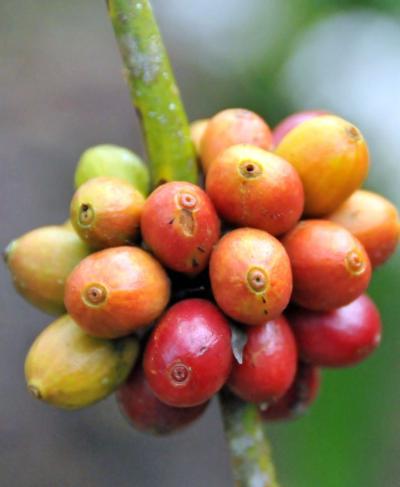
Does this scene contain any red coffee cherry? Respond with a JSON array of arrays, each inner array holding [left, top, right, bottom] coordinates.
[[227, 316, 297, 403], [200, 108, 273, 173], [206, 145, 304, 236], [272, 110, 327, 147], [282, 220, 371, 310], [288, 294, 382, 367], [259, 362, 320, 421], [116, 365, 208, 435], [64, 247, 170, 338], [210, 228, 292, 325], [141, 182, 220, 276], [143, 299, 233, 407]]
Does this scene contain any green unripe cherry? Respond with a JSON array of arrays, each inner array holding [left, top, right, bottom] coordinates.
[[4, 225, 91, 314], [74, 144, 150, 196], [25, 314, 139, 409]]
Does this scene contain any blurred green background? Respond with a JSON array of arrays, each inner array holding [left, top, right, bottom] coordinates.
[[1, 1, 399, 486]]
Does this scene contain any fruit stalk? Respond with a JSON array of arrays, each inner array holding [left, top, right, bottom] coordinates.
[[107, 0, 198, 187], [106, 1, 279, 484], [221, 393, 280, 487]]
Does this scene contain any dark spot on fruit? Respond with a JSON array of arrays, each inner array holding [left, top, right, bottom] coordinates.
[[83, 284, 107, 305], [168, 218, 175, 225], [345, 250, 366, 276], [28, 384, 42, 400], [197, 246, 206, 253], [239, 160, 262, 179], [79, 203, 95, 227], [247, 267, 268, 293], [170, 362, 190, 385], [346, 125, 361, 142], [178, 192, 197, 210], [264, 309, 268, 315], [261, 296, 266, 304], [179, 209, 195, 236], [192, 258, 199, 268]]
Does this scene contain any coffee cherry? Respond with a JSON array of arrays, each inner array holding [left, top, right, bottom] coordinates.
[[328, 190, 399, 267], [259, 362, 320, 421], [70, 177, 144, 249], [200, 108, 272, 173], [282, 220, 371, 310], [206, 144, 304, 236], [190, 119, 209, 156], [272, 110, 327, 147], [227, 316, 297, 403], [74, 144, 150, 196], [210, 228, 292, 325], [141, 182, 220, 275], [275, 115, 369, 216], [288, 294, 382, 367], [117, 365, 208, 435], [64, 247, 170, 338], [143, 299, 233, 407]]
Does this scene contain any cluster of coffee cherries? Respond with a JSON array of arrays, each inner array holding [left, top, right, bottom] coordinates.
[[5, 108, 399, 435]]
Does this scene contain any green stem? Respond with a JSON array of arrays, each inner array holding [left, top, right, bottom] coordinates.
[[221, 393, 280, 487], [106, 2, 279, 485], [107, 0, 198, 187]]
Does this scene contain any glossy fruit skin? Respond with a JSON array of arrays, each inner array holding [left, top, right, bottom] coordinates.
[[74, 144, 150, 196], [25, 314, 139, 409], [276, 115, 369, 216], [190, 119, 209, 156], [272, 110, 327, 147], [282, 220, 371, 310], [64, 246, 170, 338], [328, 190, 399, 267], [288, 294, 382, 367], [209, 228, 292, 325], [259, 362, 320, 421], [206, 144, 304, 236], [117, 365, 208, 435], [200, 108, 273, 173], [4, 225, 91, 315], [227, 316, 297, 403], [143, 299, 233, 407], [141, 182, 220, 275], [70, 176, 145, 249]]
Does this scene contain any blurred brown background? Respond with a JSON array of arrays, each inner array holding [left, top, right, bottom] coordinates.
[[1, 1, 399, 486]]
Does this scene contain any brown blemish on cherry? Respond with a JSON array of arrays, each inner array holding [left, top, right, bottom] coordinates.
[[239, 160, 262, 179], [346, 125, 361, 142], [170, 362, 191, 385], [179, 209, 195, 236], [79, 203, 95, 227], [345, 250, 366, 276], [83, 284, 107, 305], [247, 267, 267, 293]]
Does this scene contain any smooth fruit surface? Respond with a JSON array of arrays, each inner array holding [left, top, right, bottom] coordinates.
[[210, 228, 292, 325], [275, 115, 369, 216], [64, 246, 170, 338], [260, 362, 320, 421], [200, 108, 272, 173], [25, 314, 139, 409], [74, 144, 150, 196], [4, 225, 91, 315], [206, 144, 304, 235], [117, 366, 208, 435], [288, 294, 382, 367], [272, 110, 327, 147], [141, 182, 220, 275], [70, 176, 144, 249], [328, 190, 399, 267], [190, 119, 209, 156], [282, 220, 371, 310], [143, 299, 233, 407], [227, 316, 297, 403]]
